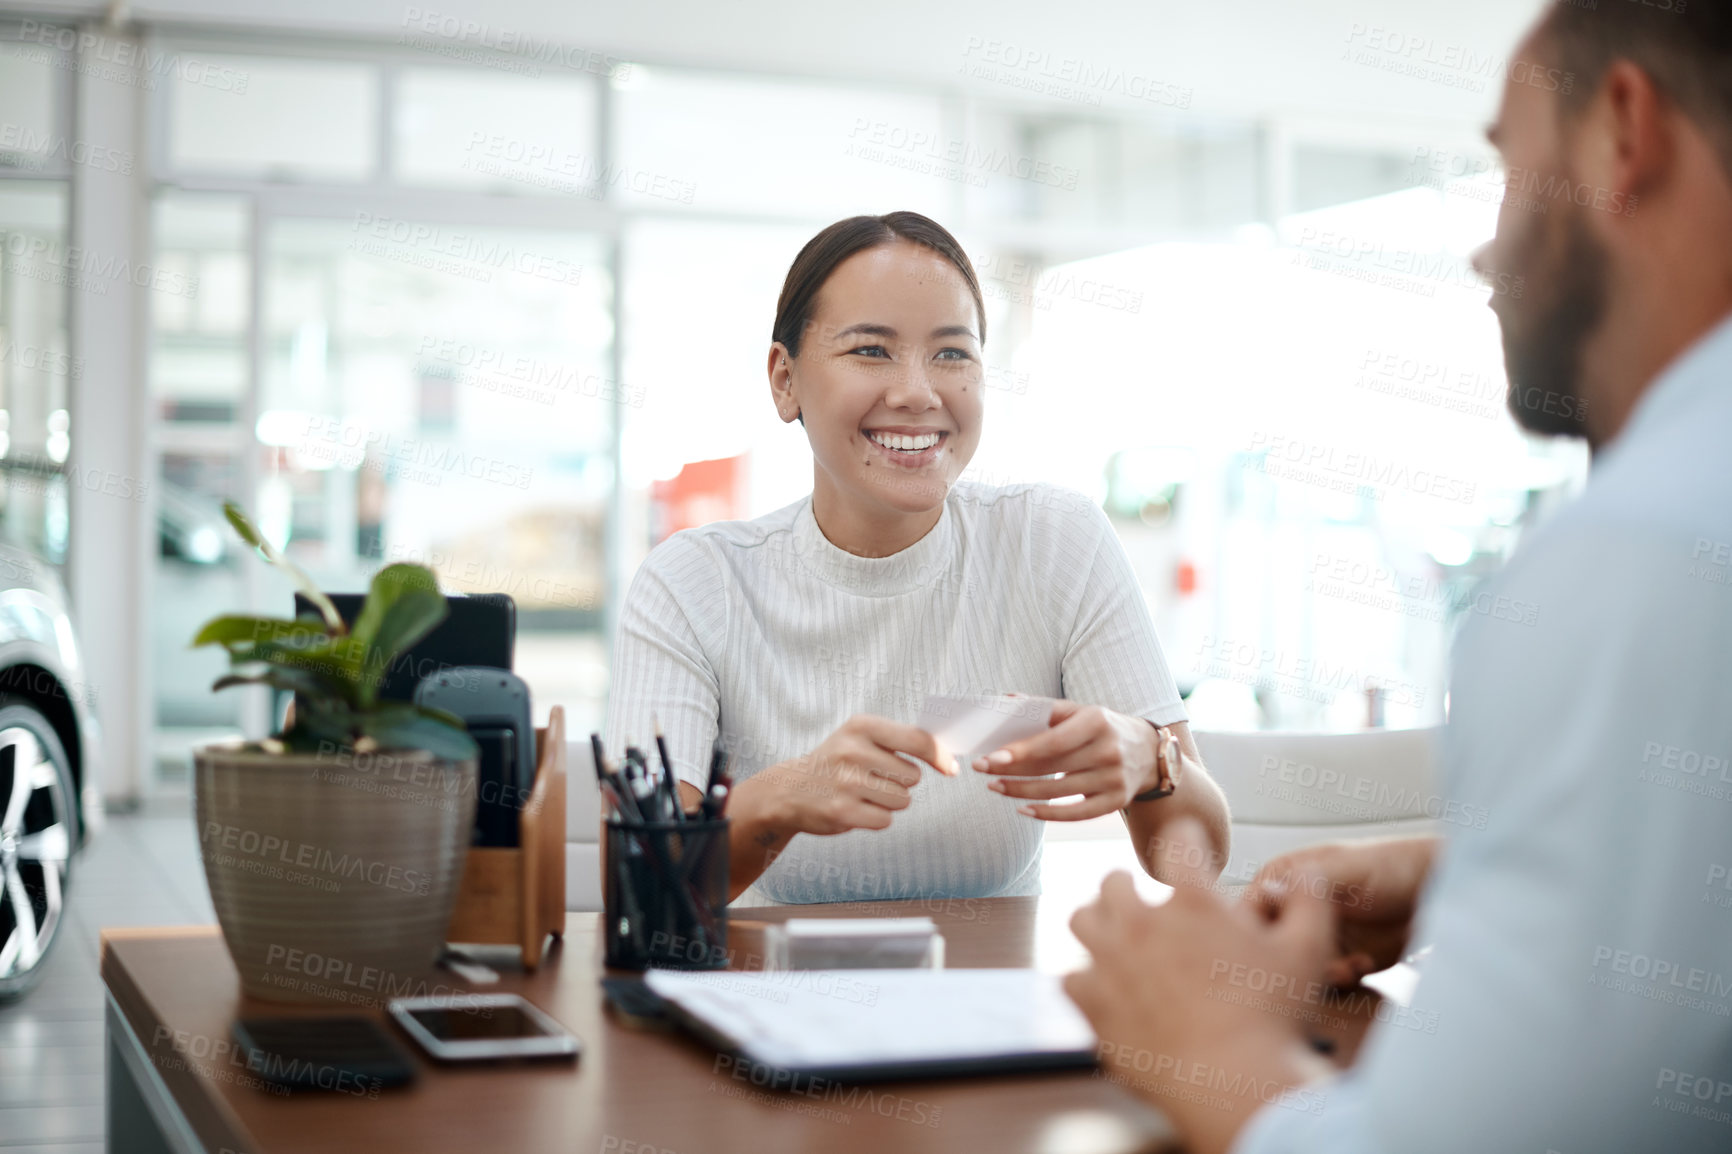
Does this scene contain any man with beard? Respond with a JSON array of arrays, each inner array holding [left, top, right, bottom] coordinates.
[[1063, 5, 1732, 1153]]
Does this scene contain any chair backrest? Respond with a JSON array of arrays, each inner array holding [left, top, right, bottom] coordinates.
[[1194, 727, 1446, 886], [566, 741, 604, 911]]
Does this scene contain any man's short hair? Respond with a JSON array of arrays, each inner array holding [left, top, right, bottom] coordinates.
[[1542, 2, 1732, 180]]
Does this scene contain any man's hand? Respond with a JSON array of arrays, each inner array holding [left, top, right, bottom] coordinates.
[[1243, 836, 1441, 988], [1065, 820, 1339, 1154]]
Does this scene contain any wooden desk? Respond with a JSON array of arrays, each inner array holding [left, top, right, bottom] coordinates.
[[103, 900, 1186, 1154]]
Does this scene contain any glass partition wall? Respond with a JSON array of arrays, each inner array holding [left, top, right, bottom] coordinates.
[[0, 35, 75, 573]]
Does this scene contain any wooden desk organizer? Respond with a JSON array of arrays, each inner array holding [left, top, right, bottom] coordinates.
[[446, 705, 566, 969]]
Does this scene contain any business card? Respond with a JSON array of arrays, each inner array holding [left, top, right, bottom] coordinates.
[[915, 693, 1055, 774]]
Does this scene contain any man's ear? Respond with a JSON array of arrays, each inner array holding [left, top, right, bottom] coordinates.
[[1592, 58, 1674, 209], [767, 342, 802, 425]]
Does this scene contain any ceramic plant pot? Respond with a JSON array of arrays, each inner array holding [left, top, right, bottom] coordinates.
[[193, 742, 477, 1004]]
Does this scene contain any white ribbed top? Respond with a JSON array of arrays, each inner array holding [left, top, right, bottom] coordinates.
[[604, 481, 1186, 906]]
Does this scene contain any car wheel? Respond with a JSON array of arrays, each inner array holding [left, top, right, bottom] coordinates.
[[0, 696, 76, 1002]]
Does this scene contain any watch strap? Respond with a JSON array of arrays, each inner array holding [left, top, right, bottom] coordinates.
[[1131, 724, 1181, 803]]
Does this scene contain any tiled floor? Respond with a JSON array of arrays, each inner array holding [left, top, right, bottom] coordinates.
[[0, 808, 215, 1153], [0, 806, 1158, 1152]]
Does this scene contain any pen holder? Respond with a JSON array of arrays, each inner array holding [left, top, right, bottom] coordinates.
[[604, 818, 730, 971]]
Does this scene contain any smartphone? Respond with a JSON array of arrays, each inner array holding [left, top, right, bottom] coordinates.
[[388, 993, 580, 1062], [231, 1015, 417, 1092]]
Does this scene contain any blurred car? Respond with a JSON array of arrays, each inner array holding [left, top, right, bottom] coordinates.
[[0, 543, 101, 1001]]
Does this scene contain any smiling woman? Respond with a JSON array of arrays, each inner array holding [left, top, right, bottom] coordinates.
[[605, 211, 1230, 906], [767, 212, 986, 556]]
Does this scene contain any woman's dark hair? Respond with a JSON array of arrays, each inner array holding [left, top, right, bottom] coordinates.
[[772, 212, 986, 358]]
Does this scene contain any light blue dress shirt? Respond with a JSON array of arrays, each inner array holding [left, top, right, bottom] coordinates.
[[1235, 314, 1732, 1154]]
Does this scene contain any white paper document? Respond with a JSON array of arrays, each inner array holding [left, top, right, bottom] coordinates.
[[644, 968, 1096, 1072], [915, 693, 1054, 774]]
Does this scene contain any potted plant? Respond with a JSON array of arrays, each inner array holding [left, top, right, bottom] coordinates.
[[190, 504, 478, 1003]]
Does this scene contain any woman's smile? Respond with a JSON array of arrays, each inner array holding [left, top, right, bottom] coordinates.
[[863, 425, 950, 468]]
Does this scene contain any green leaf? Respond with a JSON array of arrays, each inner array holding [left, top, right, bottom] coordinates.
[[222, 502, 344, 633], [223, 502, 266, 551], [192, 615, 329, 650], [222, 502, 269, 551], [237, 637, 369, 708], [360, 704, 478, 760], [210, 669, 333, 699], [349, 564, 447, 710], [281, 703, 361, 754]]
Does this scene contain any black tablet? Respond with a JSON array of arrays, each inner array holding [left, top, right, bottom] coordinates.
[[291, 591, 515, 702]]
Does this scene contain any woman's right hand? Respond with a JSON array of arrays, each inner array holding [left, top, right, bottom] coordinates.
[[739, 714, 952, 837], [719, 715, 950, 900]]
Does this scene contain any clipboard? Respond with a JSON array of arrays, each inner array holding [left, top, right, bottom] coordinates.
[[641, 968, 1099, 1083]]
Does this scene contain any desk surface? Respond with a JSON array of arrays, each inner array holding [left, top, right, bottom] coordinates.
[[102, 900, 1186, 1154]]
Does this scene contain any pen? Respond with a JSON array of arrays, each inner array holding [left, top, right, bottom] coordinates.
[[626, 746, 667, 822], [591, 733, 623, 821], [647, 744, 675, 823], [704, 737, 727, 797], [592, 733, 643, 823], [611, 764, 643, 823], [591, 732, 609, 787], [611, 770, 642, 824], [618, 750, 646, 823], [653, 716, 684, 822]]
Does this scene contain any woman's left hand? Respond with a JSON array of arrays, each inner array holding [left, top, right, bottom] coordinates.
[[972, 700, 1163, 821]]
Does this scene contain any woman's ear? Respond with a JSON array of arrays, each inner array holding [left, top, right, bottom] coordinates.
[[767, 342, 802, 425]]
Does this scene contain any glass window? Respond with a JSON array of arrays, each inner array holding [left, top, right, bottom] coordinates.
[[168, 55, 379, 180], [0, 181, 72, 565], [997, 186, 1588, 731], [0, 43, 59, 173], [154, 449, 249, 780], [1116, 124, 1260, 234], [950, 109, 1261, 234], [618, 219, 816, 568], [151, 194, 250, 422], [394, 69, 598, 193], [1294, 146, 1421, 215], [255, 215, 614, 733], [611, 70, 951, 216], [149, 193, 253, 780]]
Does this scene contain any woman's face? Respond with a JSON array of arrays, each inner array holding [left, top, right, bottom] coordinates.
[[770, 241, 984, 522]]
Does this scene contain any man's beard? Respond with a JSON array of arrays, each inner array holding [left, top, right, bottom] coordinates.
[[1501, 203, 1609, 438]]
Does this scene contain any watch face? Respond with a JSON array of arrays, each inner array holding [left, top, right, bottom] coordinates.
[[1156, 729, 1180, 791]]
